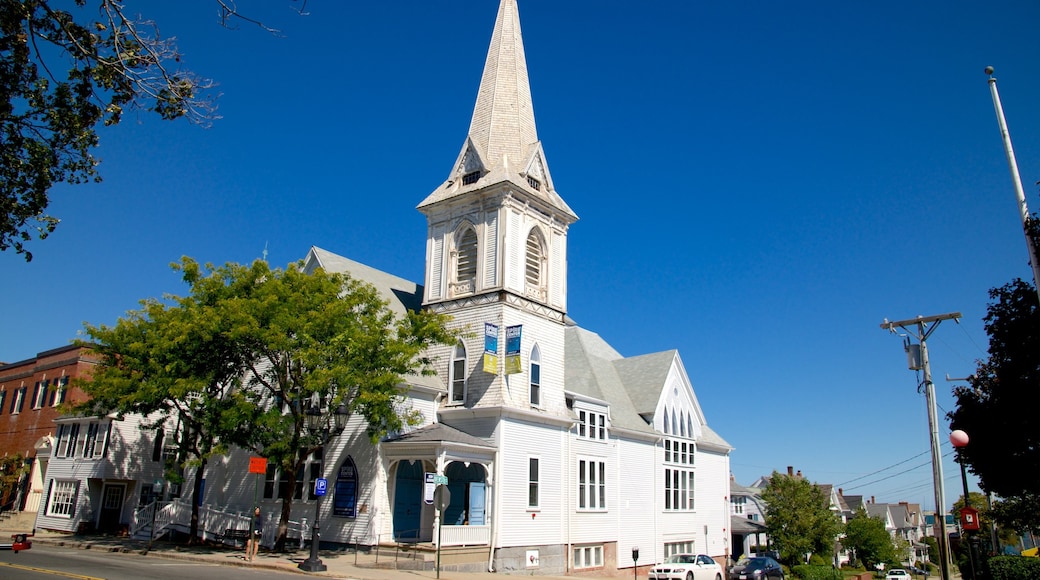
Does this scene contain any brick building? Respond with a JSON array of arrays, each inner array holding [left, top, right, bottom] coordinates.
[[0, 345, 97, 514]]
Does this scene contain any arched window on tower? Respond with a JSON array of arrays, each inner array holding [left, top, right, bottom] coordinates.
[[525, 229, 546, 301], [454, 227, 478, 295], [529, 344, 541, 407], [450, 341, 467, 405]]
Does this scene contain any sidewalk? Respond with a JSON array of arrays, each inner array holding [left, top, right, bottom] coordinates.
[[11, 529, 553, 580]]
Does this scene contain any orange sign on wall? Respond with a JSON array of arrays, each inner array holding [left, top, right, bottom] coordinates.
[[248, 457, 268, 475]]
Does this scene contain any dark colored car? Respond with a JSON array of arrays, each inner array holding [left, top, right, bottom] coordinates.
[[729, 556, 784, 580]]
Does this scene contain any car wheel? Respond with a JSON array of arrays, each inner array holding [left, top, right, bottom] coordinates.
[[715, 575, 722, 580], [686, 572, 694, 580]]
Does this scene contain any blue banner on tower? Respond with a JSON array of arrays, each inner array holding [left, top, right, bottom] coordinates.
[[483, 322, 499, 373], [505, 325, 522, 374]]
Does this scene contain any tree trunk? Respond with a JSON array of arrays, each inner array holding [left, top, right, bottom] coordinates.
[[187, 458, 207, 544], [274, 459, 301, 552]]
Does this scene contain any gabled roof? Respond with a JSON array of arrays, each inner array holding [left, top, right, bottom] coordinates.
[[384, 422, 494, 449], [418, 0, 576, 221], [564, 324, 731, 450], [303, 246, 442, 392]]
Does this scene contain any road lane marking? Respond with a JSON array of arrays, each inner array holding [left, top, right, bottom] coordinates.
[[0, 561, 105, 579]]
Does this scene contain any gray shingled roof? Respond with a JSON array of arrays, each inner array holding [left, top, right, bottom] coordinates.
[[384, 422, 494, 448], [565, 325, 655, 435]]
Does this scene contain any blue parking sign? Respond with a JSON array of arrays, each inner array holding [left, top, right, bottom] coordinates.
[[314, 477, 328, 496]]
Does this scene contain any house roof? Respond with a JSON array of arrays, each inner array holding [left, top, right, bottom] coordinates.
[[384, 422, 495, 449]]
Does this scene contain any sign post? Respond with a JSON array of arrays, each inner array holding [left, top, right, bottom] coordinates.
[[433, 484, 451, 579], [248, 457, 267, 508]]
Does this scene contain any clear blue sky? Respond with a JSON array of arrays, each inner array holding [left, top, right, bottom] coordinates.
[[3, 1, 1038, 512]]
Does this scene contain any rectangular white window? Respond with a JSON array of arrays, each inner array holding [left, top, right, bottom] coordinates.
[[55, 424, 69, 457], [577, 459, 606, 510], [11, 387, 25, 414], [664, 541, 695, 558], [51, 377, 69, 406], [70, 424, 85, 458], [46, 480, 78, 518], [665, 438, 695, 465], [573, 545, 603, 569], [528, 457, 539, 508], [32, 380, 48, 409], [576, 410, 607, 441], [733, 495, 746, 515], [81, 422, 109, 459], [664, 468, 695, 511]]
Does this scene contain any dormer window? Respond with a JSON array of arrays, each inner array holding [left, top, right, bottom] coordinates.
[[526, 175, 541, 190], [462, 171, 481, 185]]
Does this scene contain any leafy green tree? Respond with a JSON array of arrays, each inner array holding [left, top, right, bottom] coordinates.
[[843, 508, 898, 569], [0, 454, 29, 508], [78, 260, 259, 542], [79, 257, 457, 550], [948, 278, 1040, 531], [761, 471, 843, 567]]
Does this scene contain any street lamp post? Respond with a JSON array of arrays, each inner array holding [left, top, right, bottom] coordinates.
[[298, 403, 349, 573], [950, 429, 980, 580]]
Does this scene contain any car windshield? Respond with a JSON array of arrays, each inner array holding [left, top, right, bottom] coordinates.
[[665, 555, 697, 564], [744, 558, 770, 568]]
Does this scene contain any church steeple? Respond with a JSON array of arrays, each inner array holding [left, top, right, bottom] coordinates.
[[418, 0, 576, 220], [469, 0, 536, 177]]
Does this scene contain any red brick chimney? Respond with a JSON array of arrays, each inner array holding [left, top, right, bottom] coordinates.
[[787, 466, 793, 477]]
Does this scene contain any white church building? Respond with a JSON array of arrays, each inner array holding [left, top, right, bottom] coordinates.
[[35, 0, 733, 575]]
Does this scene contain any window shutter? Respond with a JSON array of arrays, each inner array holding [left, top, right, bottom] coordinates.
[[17, 387, 26, 412], [99, 423, 112, 458], [70, 481, 80, 519], [43, 479, 54, 516], [30, 382, 39, 409]]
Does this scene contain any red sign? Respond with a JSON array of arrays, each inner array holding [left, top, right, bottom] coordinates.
[[248, 457, 268, 475], [960, 506, 980, 531]]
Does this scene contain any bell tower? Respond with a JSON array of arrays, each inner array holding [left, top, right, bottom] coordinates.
[[418, 0, 577, 413]]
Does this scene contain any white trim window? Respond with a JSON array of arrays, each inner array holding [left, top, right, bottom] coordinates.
[[733, 495, 746, 515], [573, 545, 603, 569], [664, 541, 695, 559], [45, 480, 78, 518], [577, 410, 607, 440], [528, 457, 540, 508], [11, 385, 26, 414], [577, 459, 606, 511], [664, 468, 695, 511], [50, 377, 69, 407], [449, 341, 467, 405], [664, 439, 695, 465], [529, 345, 541, 407], [31, 380, 48, 409]]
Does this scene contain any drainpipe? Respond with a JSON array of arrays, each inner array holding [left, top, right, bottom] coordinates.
[[487, 444, 501, 572]]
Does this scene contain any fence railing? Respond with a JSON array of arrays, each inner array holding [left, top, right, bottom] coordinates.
[[439, 524, 490, 547]]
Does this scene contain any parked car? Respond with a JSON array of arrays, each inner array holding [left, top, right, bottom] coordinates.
[[728, 556, 784, 580], [649, 553, 724, 580], [885, 570, 911, 580]]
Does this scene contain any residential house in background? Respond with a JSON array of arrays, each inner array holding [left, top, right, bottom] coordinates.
[[0, 345, 95, 522], [730, 476, 768, 561]]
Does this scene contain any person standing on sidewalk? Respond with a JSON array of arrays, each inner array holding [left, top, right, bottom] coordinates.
[[246, 507, 263, 562]]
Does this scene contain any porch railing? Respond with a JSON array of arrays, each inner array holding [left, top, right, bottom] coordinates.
[[438, 524, 490, 547]]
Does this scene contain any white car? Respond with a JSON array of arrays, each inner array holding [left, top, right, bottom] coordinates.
[[885, 570, 911, 580], [649, 553, 724, 580]]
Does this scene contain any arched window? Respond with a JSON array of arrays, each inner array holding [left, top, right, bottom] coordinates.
[[663, 407, 670, 434], [529, 344, 541, 406], [456, 227, 478, 285], [525, 229, 545, 296], [333, 456, 359, 518], [687, 415, 693, 439], [671, 410, 678, 435], [450, 341, 467, 404], [679, 411, 686, 438]]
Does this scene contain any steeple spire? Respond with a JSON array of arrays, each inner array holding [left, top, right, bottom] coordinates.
[[419, 0, 576, 221], [468, 0, 537, 174]]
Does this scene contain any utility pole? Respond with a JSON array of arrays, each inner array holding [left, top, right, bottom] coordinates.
[[985, 66, 1040, 304], [881, 312, 962, 580]]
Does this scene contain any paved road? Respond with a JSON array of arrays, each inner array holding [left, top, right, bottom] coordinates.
[[0, 544, 304, 580]]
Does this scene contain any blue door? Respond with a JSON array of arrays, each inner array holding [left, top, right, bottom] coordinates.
[[392, 461, 423, 542], [468, 482, 486, 525]]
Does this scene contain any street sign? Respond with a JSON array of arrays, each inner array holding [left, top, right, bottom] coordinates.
[[314, 477, 328, 497], [433, 475, 448, 485], [433, 484, 451, 512], [248, 456, 268, 474]]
